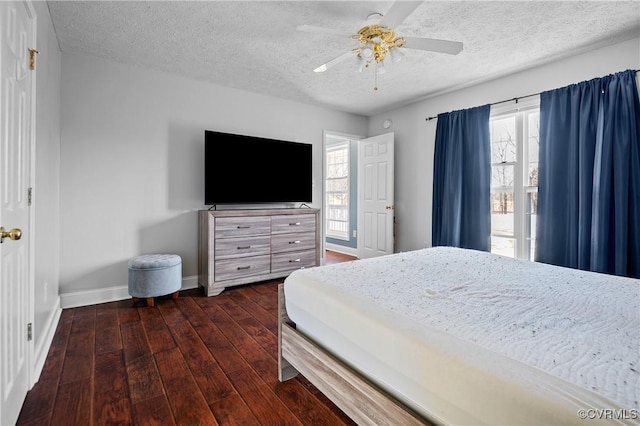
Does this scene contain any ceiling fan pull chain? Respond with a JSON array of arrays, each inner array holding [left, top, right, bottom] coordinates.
[[374, 63, 379, 91]]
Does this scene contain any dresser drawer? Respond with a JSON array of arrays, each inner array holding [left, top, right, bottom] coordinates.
[[215, 236, 270, 260], [215, 255, 271, 281], [215, 216, 271, 238], [271, 214, 316, 234], [271, 232, 316, 254], [271, 249, 317, 274]]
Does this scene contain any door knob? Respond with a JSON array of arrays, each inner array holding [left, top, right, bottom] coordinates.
[[0, 227, 22, 243], [385, 205, 394, 210]]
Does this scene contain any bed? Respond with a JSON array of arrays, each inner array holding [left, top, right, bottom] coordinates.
[[277, 247, 640, 425]]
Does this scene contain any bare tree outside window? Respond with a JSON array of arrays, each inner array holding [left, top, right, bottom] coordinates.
[[491, 129, 516, 214], [490, 117, 516, 242]]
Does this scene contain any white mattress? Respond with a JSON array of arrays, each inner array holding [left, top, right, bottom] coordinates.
[[284, 247, 640, 425]]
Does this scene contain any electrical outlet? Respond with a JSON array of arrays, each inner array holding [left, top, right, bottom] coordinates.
[[353, 230, 357, 238]]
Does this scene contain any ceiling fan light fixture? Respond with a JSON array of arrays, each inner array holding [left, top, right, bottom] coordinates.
[[361, 44, 374, 60], [314, 64, 328, 73]]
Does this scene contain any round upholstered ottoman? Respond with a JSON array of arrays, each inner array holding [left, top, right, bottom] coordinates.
[[128, 254, 182, 306]]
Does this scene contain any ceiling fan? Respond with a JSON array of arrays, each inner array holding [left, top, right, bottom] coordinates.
[[297, 1, 463, 90]]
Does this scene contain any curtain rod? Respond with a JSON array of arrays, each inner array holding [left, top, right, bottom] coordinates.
[[424, 69, 640, 122]]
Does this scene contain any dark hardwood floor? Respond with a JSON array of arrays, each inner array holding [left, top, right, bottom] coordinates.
[[16, 251, 357, 426], [323, 250, 357, 264]]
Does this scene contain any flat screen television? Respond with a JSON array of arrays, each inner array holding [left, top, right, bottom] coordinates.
[[204, 130, 312, 205]]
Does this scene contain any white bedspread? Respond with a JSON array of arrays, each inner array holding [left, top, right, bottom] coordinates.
[[284, 247, 640, 425]]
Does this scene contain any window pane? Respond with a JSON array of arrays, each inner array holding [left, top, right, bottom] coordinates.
[[325, 141, 350, 240], [526, 238, 537, 262], [527, 190, 537, 214], [327, 192, 347, 206], [327, 177, 348, 192], [491, 236, 515, 258], [327, 165, 347, 179], [491, 191, 514, 236], [528, 112, 540, 159], [491, 116, 517, 163], [528, 164, 538, 186], [327, 206, 348, 221], [528, 112, 540, 186], [492, 164, 514, 188], [525, 191, 537, 260]]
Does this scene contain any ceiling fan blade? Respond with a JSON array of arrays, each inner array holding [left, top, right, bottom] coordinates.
[[313, 51, 354, 73], [403, 36, 463, 55], [297, 24, 352, 38], [378, 1, 424, 29]]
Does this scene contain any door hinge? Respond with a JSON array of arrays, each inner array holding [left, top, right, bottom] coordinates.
[[28, 187, 32, 206], [27, 323, 33, 341], [29, 48, 38, 70]]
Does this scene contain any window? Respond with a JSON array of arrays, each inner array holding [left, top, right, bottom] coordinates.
[[325, 139, 350, 240], [490, 104, 539, 260]]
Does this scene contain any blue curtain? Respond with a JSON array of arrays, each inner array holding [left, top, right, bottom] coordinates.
[[432, 104, 491, 251], [536, 69, 640, 278]]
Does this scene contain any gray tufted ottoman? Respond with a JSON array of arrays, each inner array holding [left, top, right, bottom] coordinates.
[[128, 254, 182, 306]]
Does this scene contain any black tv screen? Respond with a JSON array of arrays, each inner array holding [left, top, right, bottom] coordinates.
[[204, 130, 312, 205]]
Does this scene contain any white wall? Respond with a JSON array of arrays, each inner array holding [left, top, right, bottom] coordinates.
[[368, 36, 640, 253], [32, 0, 62, 376], [59, 53, 368, 299]]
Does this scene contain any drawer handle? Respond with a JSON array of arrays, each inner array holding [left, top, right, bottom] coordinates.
[[289, 240, 301, 244], [289, 222, 301, 226], [237, 246, 251, 250], [237, 225, 251, 229], [237, 266, 251, 270], [289, 258, 301, 263]]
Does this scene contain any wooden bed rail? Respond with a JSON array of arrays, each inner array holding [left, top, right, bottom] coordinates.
[[277, 283, 300, 381], [277, 284, 430, 426]]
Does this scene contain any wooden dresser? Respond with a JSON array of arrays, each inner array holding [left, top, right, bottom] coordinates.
[[198, 208, 320, 296]]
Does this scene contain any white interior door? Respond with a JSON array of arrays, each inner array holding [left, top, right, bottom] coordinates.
[[358, 132, 394, 259], [0, 2, 35, 424]]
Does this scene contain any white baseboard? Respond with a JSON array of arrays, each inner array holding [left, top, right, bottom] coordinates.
[[31, 296, 62, 385], [60, 275, 199, 309], [325, 242, 358, 257]]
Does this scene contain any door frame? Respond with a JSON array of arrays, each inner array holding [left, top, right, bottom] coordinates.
[[26, 0, 37, 391], [322, 130, 363, 261]]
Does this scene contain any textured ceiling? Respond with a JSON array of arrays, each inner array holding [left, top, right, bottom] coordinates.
[[47, 1, 640, 116]]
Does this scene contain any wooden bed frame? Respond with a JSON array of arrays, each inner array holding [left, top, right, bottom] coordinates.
[[277, 284, 431, 426]]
